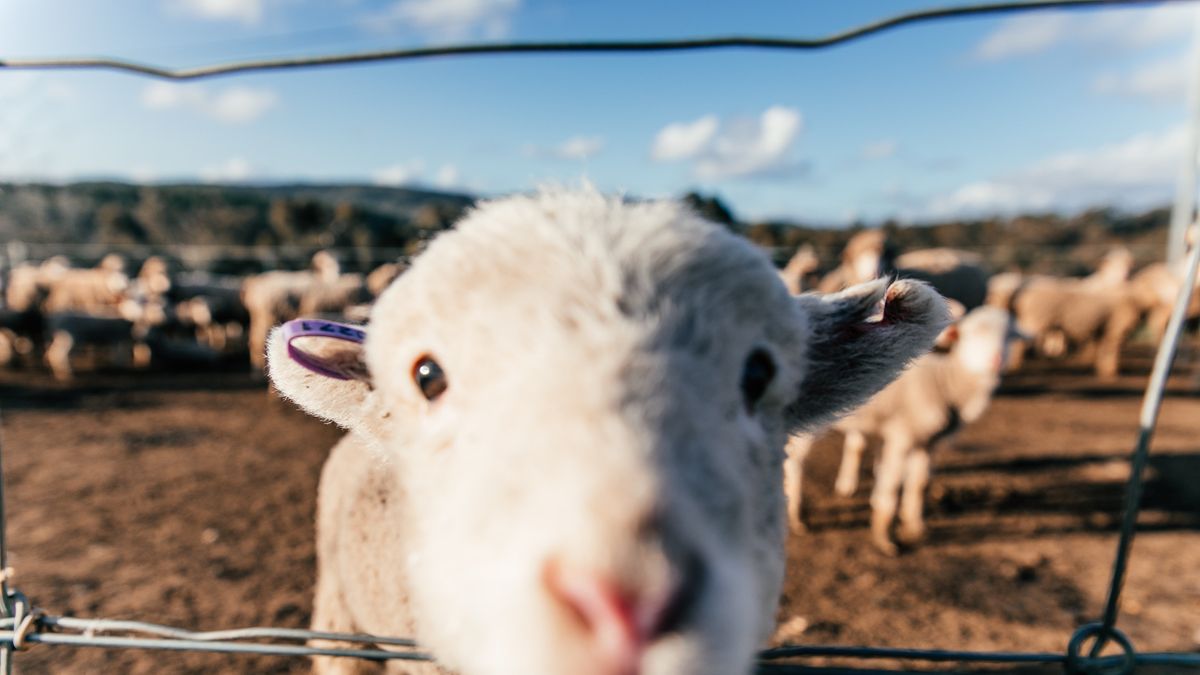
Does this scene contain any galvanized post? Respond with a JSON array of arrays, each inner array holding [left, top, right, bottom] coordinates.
[[0, 411, 13, 674], [1168, 10, 1200, 266]]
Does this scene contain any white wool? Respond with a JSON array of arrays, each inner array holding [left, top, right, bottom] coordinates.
[[268, 188, 950, 675]]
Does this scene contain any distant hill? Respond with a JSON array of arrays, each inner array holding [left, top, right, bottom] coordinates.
[[0, 182, 475, 273], [0, 182, 1175, 278]]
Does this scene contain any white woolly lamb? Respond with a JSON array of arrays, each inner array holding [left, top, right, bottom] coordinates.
[[784, 306, 1022, 555], [268, 189, 949, 675]]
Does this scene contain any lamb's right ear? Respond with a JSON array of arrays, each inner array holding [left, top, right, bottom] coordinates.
[[787, 278, 950, 432], [266, 320, 374, 431]]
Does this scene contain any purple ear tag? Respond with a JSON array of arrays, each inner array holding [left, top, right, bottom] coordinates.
[[280, 318, 367, 380]]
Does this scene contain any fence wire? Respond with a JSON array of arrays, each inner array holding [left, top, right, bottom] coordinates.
[[0, 0, 1193, 81], [1, 0, 1200, 672]]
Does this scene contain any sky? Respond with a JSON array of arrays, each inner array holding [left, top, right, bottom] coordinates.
[[0, 0, 1198, 225]]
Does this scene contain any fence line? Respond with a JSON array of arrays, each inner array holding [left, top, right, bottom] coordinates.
[[0, 0, 1190, 81]]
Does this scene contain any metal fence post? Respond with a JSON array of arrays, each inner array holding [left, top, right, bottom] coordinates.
[[0, 411, 14, 674]]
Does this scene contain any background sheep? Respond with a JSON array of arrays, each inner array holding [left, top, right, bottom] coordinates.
[[893, 248, 990, 311], [268, 190, 948, 675], [817, 230, 887, 293], [778, 244, 819, 295], [784, 306, 1022, 555], [242, 251, 341, 373]]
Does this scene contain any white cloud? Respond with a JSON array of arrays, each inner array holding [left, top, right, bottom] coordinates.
[[862, 139, 899, 160], [651, 115, 718, 161], [372, 161, 426, 186], [652, 106, 804, 181], [1092, 54, 1189, 103], [140, 83, 277, 124], [523, 135, 606, 161], [200, 157, 254, 183], [434, 164, 461, 188], [974, 4, 1195, 61], [927, 124, 1186, 217], [555, 136, 604, 160], [974, 13, 1073, 61], [174, 0, 264, 24], [207, 87, 279, 123], [367, 0, 519, 39]]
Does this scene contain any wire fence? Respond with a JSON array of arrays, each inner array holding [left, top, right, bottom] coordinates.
[[1, 0, 1200, 673], [0, 0, 1192, 81]]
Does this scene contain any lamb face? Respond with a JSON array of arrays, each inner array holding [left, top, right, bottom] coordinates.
[[269, 190, 948, 675]]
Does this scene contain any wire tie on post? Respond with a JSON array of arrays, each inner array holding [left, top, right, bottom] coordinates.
[[8, 593, 38, 651], [1066, 623, 1136, 675]]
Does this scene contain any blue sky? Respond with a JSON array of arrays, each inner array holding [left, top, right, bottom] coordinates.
[[0, 0, 1196, 224]]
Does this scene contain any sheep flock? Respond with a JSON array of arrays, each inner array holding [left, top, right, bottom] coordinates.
[[2, 189, 1198, 675]]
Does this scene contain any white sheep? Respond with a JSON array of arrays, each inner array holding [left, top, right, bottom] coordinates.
[[242, 251, 341, 372], [778, 245, 819, 295], [894, 247, 991, 310], [784, 306, 1020, 556], [816, 230, 886, 293], [267, 189, 949, 675]]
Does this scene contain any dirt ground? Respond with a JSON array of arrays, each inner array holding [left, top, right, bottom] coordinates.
[[0, 347, 1197, 674]]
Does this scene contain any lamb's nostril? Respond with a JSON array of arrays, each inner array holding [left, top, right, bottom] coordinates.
[[543, 550, 707, 669], [544, 560, 643, 674]]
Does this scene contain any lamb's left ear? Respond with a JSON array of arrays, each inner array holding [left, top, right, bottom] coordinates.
[[787, 278, 950, 432], [267, 319, 375, 432]]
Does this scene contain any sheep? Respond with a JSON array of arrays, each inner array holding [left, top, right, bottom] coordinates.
[[266, 189, 949, 675], [783, 306, 1021, 556], [135, 256, 172, 300], [169, 272, 250, 352], [1090, 258, 1200, 377], [893, 248, 990, 311], [367, 261, 406, 298], [5, 257, 69, 313], [299, 273, 373, 318], [41, 260, 130, 316], [778, 245, 819, 295], [42, 297, 167, 381], [816, 230, 887, 293], [242, 251, 340, 372], [817, 233, 990, 310]]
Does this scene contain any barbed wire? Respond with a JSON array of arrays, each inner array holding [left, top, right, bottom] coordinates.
[[0, 0, 1192, 81]]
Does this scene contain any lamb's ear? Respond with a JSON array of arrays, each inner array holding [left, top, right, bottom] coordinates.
[[266, 319, 373, 431], [787, 278, 950, 432]]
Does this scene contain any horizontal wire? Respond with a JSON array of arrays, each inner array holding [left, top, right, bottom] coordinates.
[[0, 0, 1192, 81], [2, 614, 1198, 666]]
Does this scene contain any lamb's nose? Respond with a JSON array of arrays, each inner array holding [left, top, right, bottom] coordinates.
[[544, 554, 705, 675]]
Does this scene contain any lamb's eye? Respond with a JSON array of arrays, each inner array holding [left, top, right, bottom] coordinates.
[[740, 349, 776, 411], [413, 356, 447, 401]]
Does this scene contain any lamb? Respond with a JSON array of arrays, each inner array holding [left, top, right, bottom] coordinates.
[[5, 257, 69, 313], [783, 306, 1021, 555], [893, 248, 990, 310], [42, 298, 167, 381], [816, 230, 887, 293], [778, 245, 819, 295], [242, 251, 340, 372], [298, 273, 372, 318], [170, 272, 250, 352], [992, 248, 1141, 375], [817, 233, 990, 310], [266, 189, 949, 675], [41, 261, 130, 316]]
